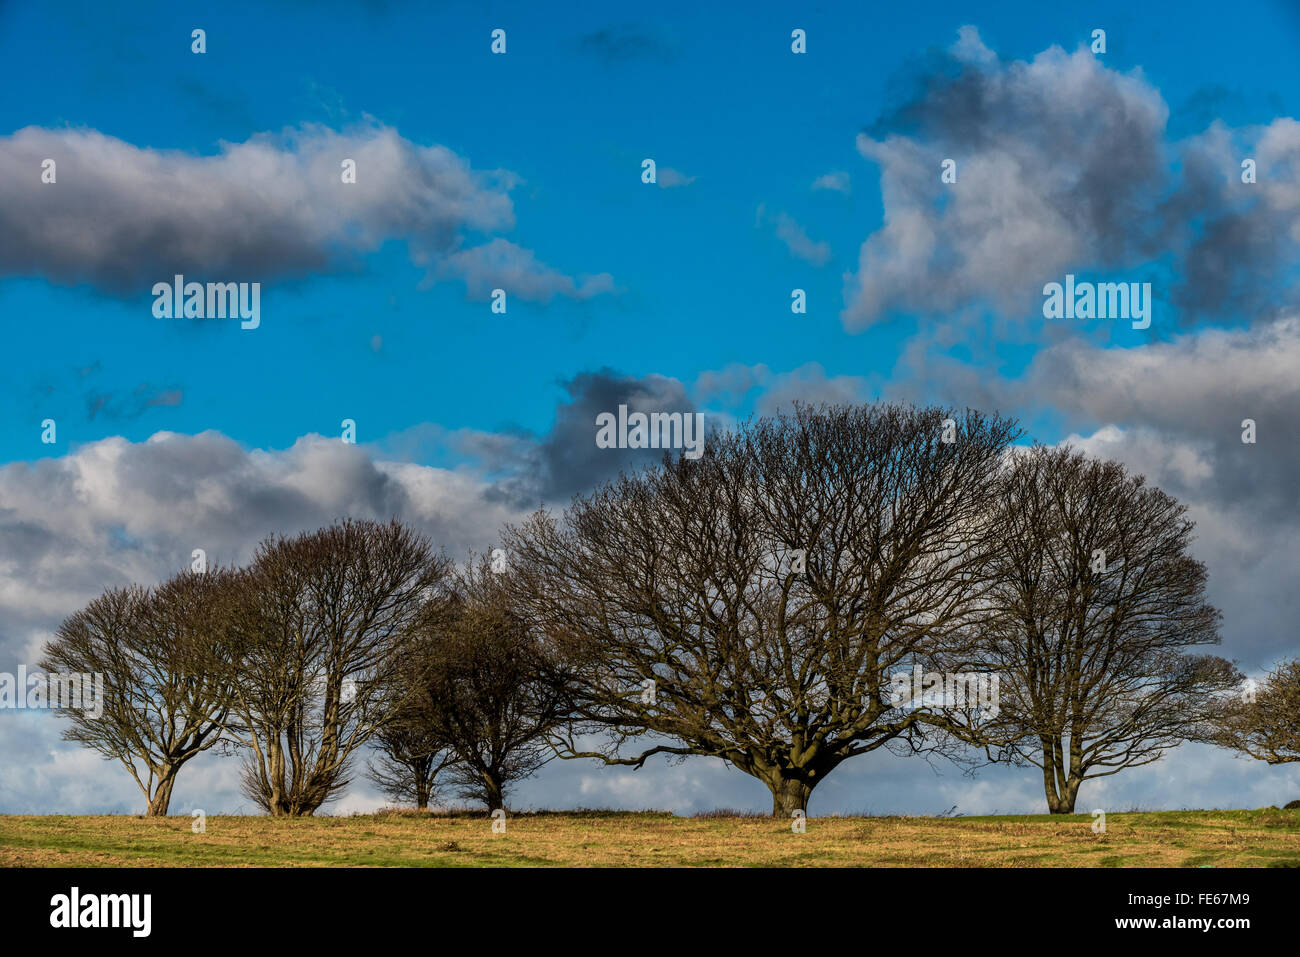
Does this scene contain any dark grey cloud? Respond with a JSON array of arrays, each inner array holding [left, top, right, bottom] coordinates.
[[1161, 120, 1300, 324], [481, 368, 703, 506]]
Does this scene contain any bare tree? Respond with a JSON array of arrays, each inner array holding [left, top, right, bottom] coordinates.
[[409, 555, 571, 812], [1209, 659, 1300, 765], [366, 637, 458, 809], [40, 569, 240, 815], [960, 445, 1239, 813], [225, 519, 450, 817], [507, 403, 1019, 816]]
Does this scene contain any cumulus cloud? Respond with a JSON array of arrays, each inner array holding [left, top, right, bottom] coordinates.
[[435, 238, 616, 303], [0, 123, 611, 304], [1019, 316, 1300, 511], [842, 27, 1300, 330], [0, 431, 536, 645]]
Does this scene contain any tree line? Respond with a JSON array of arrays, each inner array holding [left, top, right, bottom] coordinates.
[[40, 403, 1300, 818]]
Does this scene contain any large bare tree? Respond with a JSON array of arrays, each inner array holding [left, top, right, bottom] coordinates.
[[958, 445, 1239, 813], [506, 403, 1019, 816], [41, 569, 241, 815], [225, 519, 449, 816]]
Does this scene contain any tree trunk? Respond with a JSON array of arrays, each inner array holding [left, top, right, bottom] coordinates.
[[1042, 747, 1083, 813], [269, 738, 287, 816], [1057, 776, 1082, 814], [415, 762, 431, 810], [146, 772, 176, 816], [483, 771, 505, 812], [1042, 762, 1064, 813], [767, 775, 814, 818], [1041, 735, 1070, 813]]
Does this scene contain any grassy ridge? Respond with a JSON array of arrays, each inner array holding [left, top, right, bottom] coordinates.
[[2, 808, 1298, 868]]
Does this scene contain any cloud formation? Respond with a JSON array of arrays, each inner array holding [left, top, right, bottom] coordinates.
[[0, 123, 610, 304], [435, 238, 615, 303], [888, 316, 1300, 665], [475, 369, 703, 506], [772, 212, 832, 266], [843, 27, 1300, 331]]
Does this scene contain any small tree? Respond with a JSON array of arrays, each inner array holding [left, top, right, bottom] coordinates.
[[1210, 659, 1300, 765], [963, 446, 1240, 813], [366, 639, 458, 809], [41, 569, 240, 815], [413, 556, 570, 812]]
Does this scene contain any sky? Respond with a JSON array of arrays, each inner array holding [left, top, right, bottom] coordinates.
[[2, 0, 1299, 816]]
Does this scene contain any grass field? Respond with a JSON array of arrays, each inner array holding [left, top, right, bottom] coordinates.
[[3, 807, 1300, 867]]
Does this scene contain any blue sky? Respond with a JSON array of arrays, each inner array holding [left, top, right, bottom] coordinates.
[[4, 0, 1297, 460], [3, 0, 1300, 814]]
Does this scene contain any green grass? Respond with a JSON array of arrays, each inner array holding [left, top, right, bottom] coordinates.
[[2, 807, 1298, 867]]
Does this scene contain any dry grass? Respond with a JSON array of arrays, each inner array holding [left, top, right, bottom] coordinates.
[[2, 807, 1298, 867]]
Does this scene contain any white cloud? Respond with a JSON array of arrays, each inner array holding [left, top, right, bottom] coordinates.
[[772, 212, 832, 267], [434, 237, 616, 303], [812, 170, 850, 193], [656, 167, 695, 188], [0, 123, 611, 304]]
